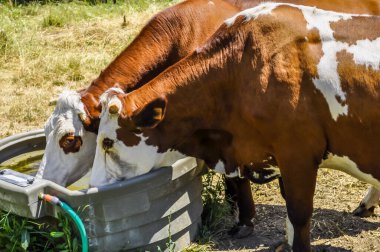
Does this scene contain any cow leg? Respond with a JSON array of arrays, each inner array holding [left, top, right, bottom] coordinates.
[[278, 177, 286, 200], [225, 176, 255, 238], [353, 185, 380, 217], [275, 158, 318, 252]]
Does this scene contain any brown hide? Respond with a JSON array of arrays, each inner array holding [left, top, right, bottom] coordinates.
[[76, 0, 379, 237], [114, 5, 380, 251], [79, 0, 379, 132]]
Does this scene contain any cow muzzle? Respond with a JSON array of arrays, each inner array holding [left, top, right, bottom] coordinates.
[[102, 138, 114, 150]]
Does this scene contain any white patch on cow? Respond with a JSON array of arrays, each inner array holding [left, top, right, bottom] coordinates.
[[214, 160, 226, 174], [361, 186, 380, 209], [286, 216, 294, 246], [225, 3, 379, 120], [90, 91, 185, 187], [301, 10, 379, 120], [38, 90, 97, 186], [99, 87, 124, 117], [225, 2, 361, 27], [226, 169, 240, 178], [300, 8, 355, 120], [213, 160, 241, 178], [225, 2, 278, 27], [346, 38, 380, 70], [320, 153, 380, 189], [208, 0, 214, 6]]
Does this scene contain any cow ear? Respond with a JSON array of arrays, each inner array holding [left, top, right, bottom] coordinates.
[[132, 98, 167, 128]]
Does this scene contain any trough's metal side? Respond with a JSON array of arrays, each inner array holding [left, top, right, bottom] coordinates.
[[0, 130, 205, 251], [0, 129, 45, 163]]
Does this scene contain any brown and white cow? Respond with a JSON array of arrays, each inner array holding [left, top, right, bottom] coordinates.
[[38, 0, 238, 185], [37, 0, 260, 236], [87, 0, 380, 221], [96, 3, 380, 251], [38, 0, 379, 230]]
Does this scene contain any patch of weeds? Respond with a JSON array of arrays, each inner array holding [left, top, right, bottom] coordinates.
[[52, 80, 65, 86], [182, 243, 214, 252], [19, 4, 40, 16], [198, 171, 234, 243], [0, 30, 12, 54], [42, 10, 67, 28], [127, 0, 175, 12], [68, 58, 84, 81], [52, 57, 84, 82], [0, 209, 82, 252], [157, 215, 176, 252], [182, 171, 233, 251]]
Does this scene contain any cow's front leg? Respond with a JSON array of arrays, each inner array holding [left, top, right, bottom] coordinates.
[[276, 158, 318, 252], [225, 176, 255, 238], [353, 185, 380, 217]]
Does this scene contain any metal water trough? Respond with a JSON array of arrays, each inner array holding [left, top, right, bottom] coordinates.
[[0, 129, 204, 251]]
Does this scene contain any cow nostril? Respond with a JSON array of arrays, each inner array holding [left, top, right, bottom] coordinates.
[[102, 138, 114, 150]]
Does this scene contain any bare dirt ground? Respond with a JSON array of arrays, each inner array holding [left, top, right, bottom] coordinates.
[[209, 169, 380, 252]]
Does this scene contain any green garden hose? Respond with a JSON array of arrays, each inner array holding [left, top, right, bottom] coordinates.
[[38, 193, 88, 252]]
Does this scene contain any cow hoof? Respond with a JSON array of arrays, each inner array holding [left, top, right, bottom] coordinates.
[[353, 205, 375, 218], [273, 241, 292, 252], [228, 224, 254, 239]]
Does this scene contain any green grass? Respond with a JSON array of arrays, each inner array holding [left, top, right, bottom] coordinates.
[[0, 210, 82, 252], [183, 172, 235, 251], [199, 172, 234, 243]]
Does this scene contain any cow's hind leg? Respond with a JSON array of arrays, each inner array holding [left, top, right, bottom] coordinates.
[[275, 156, 318, 252], [225, 177, 255, 238], [353, 185, 380, 217]]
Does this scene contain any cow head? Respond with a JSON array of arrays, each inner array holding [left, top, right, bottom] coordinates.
[[89, 88, 185, 187], [90, 89, 242, 187], [36, 90, 97, 186]]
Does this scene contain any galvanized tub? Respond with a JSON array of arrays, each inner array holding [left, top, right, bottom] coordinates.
[[0, 129, 204, 251]]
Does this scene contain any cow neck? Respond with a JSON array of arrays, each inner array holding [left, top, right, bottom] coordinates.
[[129, 29, 246, 113], [123, 24, 254, 154], [81, 0, 240, 128]]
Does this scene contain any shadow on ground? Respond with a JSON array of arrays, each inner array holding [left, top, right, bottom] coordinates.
[[212, 204, 380, 251]]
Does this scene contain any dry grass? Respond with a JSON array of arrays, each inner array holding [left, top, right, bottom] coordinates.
[[0, 0, 175, 138]]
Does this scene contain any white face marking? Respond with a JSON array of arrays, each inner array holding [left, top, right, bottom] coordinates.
[[286, 216, 294, 246], [99, 87, 124, 118], [90, 90, 185, 187], [225, 3, 379, 121], [320, 153, 380, 188], [361, 186, 380, 209], [37, 90, 97, 186]]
